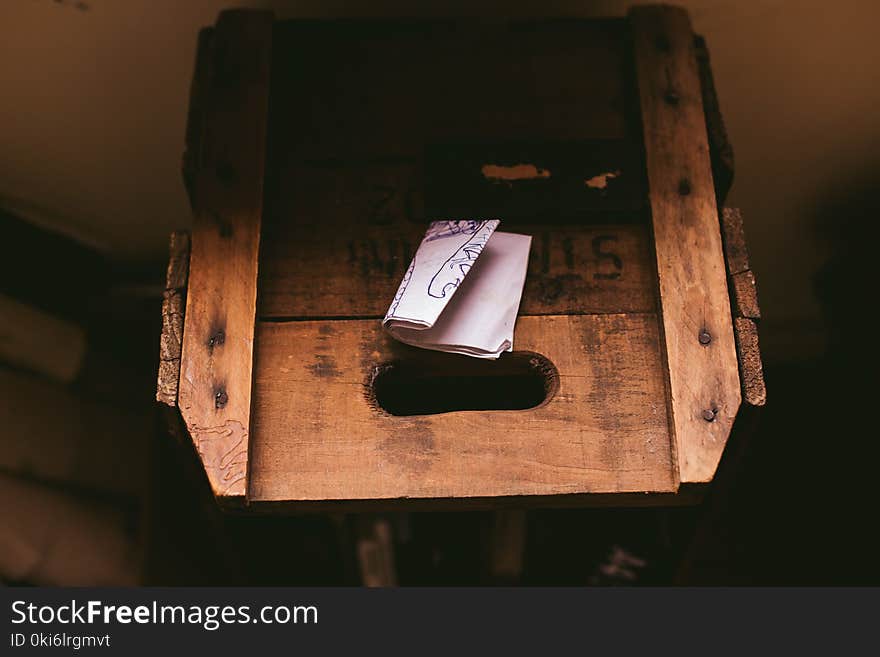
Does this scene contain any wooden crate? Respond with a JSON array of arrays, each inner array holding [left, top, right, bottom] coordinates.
[[158, 6, 765, 512]]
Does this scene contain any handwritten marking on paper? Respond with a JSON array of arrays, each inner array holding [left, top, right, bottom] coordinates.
[[427, 221, 495, 298], [423, 220, 485, 243], [383, 224, 530, 359], [382, 219, 501, 323]]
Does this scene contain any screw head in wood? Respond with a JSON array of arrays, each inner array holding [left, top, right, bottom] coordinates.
[[208, 330, 226, 349], [702, 408, 717, 422], [699, 329, 712, 345], [214, 389, 228, 409]]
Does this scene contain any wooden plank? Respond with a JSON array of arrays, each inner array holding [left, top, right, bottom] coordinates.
[[248, 314, 675, 506], [258, 161, 656, 318], [178, 10, 273, 501], [678, 206, 765, 582], [733, 318, 767, 407], [720, 207, 762, 320], [157, 231, 190, 407], [182, 27, 215, 205], [720, 207, 765, 405], [720, 207, 750, 275], [261, 221, 656, 319], [719, 207, 765, 402], [247, 490, 699, 513], [630, 5, 741, 484], [730, 270, 761, 320], [0, 293, 86, 384], [694, 35, 734, 205]]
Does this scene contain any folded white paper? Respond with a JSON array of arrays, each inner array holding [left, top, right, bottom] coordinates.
[[382, 220, 532, 359]]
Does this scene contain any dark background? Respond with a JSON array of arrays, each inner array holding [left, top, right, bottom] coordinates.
[[0, 1, 877, 585]]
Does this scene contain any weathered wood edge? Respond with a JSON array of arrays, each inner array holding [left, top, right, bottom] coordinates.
[[155, 230, 210, 500], [721, 207, 767, 407], [236, 490, 703, 514], [156, 231, 190, 407], [178, 9, 274, 503], [155, 230, 233, 511], [675, 209, 765, 581], [695, 35, 734, 206], [733, 317, 765, 406], [719, 206, 750, 274], [722, 207, 762, 318], [630, 5, 741, 486], [182, 27, 214, 207], [730, 270, 760, 320]]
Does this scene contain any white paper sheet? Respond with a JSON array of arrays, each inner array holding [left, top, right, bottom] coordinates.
[[382, 220, 532, 359]]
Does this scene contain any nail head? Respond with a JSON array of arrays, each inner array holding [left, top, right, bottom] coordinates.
[[214, 389, 228, 409]]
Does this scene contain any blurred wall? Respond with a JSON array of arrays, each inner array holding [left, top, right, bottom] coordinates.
[[2, 0, 878, 361]]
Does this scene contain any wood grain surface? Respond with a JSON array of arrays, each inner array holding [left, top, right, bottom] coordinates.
[[631, 5, 741, 484], [248, 314, 675, 506], [721, 208, 766, 408], [260, 198, 656, 319], [178, 10, 273, 500], [168, 10, 759, 509], [157, 231, 190, 407]]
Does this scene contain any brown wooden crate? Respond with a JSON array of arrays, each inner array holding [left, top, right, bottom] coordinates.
[[166, 10, 759, 511]]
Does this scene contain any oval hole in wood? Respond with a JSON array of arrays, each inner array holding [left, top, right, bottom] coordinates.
[[369, 351, 559, 417]]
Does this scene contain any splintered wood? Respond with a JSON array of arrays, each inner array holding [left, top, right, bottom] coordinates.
[[721, 208, 766, 407], [157, 231, 190, 407]]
